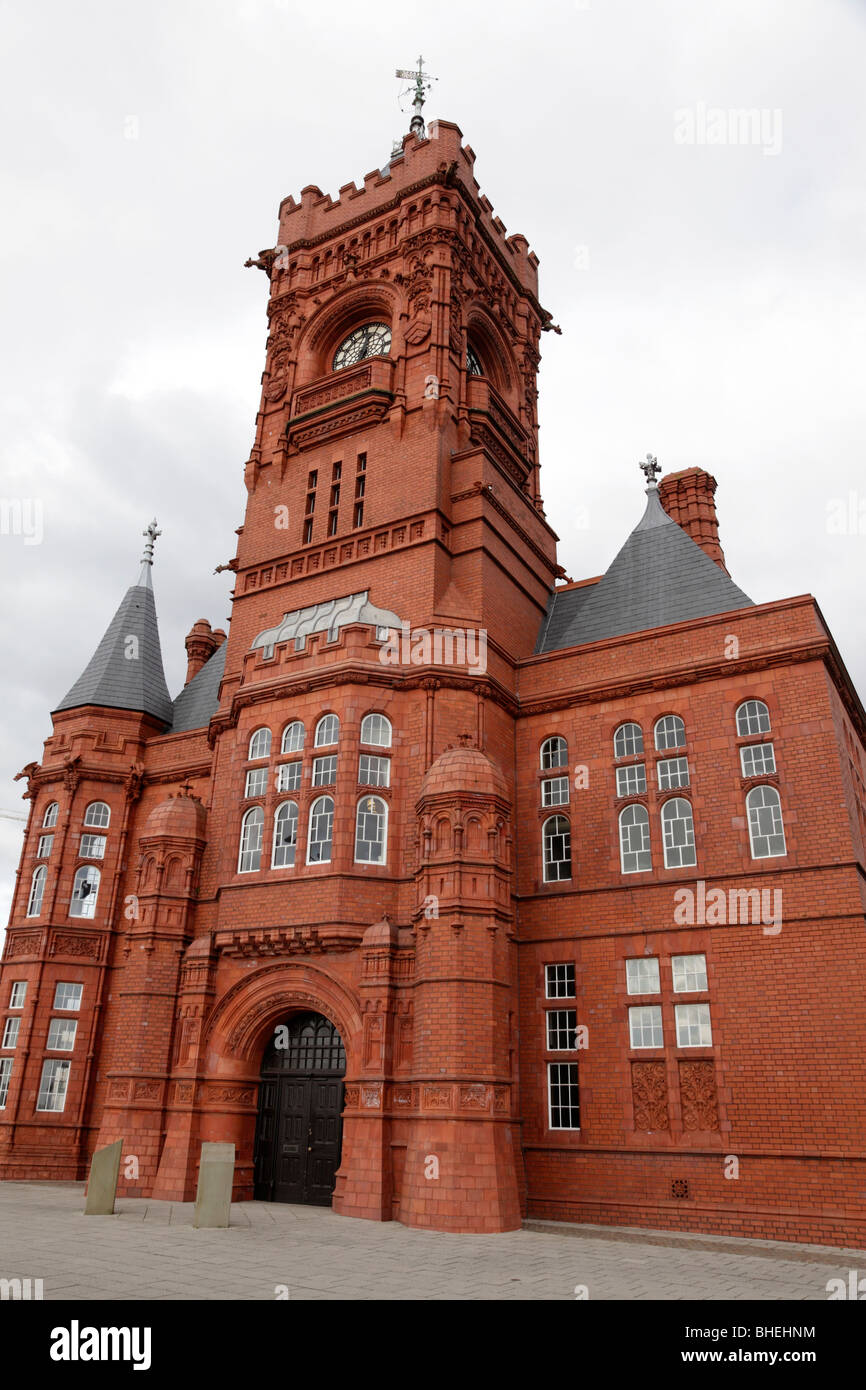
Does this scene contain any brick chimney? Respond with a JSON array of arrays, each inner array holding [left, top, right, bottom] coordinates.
[[184, 619, 226, 686], [659, 468, 728, 574]]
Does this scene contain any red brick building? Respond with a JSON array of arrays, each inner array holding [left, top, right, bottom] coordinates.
[[2, 114, 866, 1245]]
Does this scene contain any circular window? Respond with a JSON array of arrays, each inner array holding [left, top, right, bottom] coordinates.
[[332, 323, 392, 371], [466, 344, 483, 376]]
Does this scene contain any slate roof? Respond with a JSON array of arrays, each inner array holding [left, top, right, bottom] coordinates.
[[252, 589, 402, 654], [536, 487, 754, 653], [168, 641, 227, 733], [54, 565, 174, 725]]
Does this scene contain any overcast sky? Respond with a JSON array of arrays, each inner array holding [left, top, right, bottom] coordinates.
[[1, 0, 864, 934]]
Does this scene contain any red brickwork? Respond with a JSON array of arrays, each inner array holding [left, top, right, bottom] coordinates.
[[2, 121, 865, 1245]]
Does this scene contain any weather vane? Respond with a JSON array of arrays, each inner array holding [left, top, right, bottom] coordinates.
[[395, 55, 437, 141], [140, 518, 162, 567], [639, 454, 662, 488]]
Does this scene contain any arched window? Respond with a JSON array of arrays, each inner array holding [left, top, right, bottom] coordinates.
[[272, 802, 299, 869], [614, 723, 643, 759], [661, 798, 697, 869], [654, 716, 686, 751], [619, 804, 652, 873], [355, 795, 388, 864], [70, 865, 100, 918], [248, 728, 272, 761], [737, 700, 771, 737], [540, 736, 568, 771], [746, 785, 787, 858], [307, 796, 334, 864], [83, 802, 110, 829], [315, 714, 340, 747], [466, 343, 483, 376], [542, 815, 572, 882], [360, 713, 392, 748], [27, 865, 46, 917], [42, 803, 59, 828], [281, 721, 305, 755], [238, 807, 264, 873]]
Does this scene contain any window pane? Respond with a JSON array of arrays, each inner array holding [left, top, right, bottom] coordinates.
[[675, 1003, 712, 1046], [78, 834, 106, 859], [548, 1062, 580, 1129], [281, 721, 305, 754], [740, 742, 776, 777], [315, 715, 340, 747], [626, 958, 660, 995], [355, 796, 387, 864], [27, 867, 46, 917], [312, 755, 337, 787], [672, 954, 708, 992], [248, 728, 272, 760], [42, 803, 59, 828], [36, 1059, 71, 1112], [272, 802, 299, 869], [360, 714, 392, 747], [308, 797, 334, 863], [276, 761, 302, 792], [747, 785, 786, 858], [245, 768, 268, 798], [616, 764, 646, 797], [540, 737, 567, 770], [619, 804, 651, 873], [654, 716, 685, 751], [0, 1058, 13, 1108], [629, 1005, 663, 1048], [10, 983, 27, 1008], [238, 808, 264, 872], [541, 776, 569, 807], [736, 700, 771, 736], [2, 1017, 21, 1049], [657, 757, 689, 790], [614, 723, 644, 758], [358, 754, 390, 787], [545, 964, 575, 998], [70, 866, 100, 918], [53, 983, 83, 1011], [542, 816, 571, 881], [661, 799, 697, 868], [47, 1018, 78, 1051], [83, 802, 110, 828], [546, 1009, 578, 1050]]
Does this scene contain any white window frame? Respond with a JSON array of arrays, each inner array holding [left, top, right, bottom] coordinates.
[[654, 715, 686, 751], [281, 721, 305, 754], [746, 785, 787, 859], [657, 756, 689, 790], [27, 866, 46, 917], [736, 700, 771, 737], [238, 807, 264, 873], [36, 834, 54, 859], [271, 801, 299, 869], [616, 764, 647, 797], [675, 1003, 712, 1047], [614, 723, 644, 759], [244, 767, 268, 798], [661, 798, 697, 869], [629, 1005, 663, 1049], [354, 795, 388, 865], [53, 983, 83, 1011], [0, 1058, 12, 1108], [70, 865, 100, 918], [541, 776, 569, 807], [36, 1058, 71, 1113], [619, 804, 652, 874], [546, 1009, 578, 1051], [312, 754, 337, 787], [276, 761, 302, 793], [740, 742, 776, 778], [358, 754, 390, 787], [83, 802, 110, 829], [672, 953, 708, 993], [78, 834, 106, 860], [2, 1017, 21, 1049], [547, 1061, 580, 1130], [545, 963, 575, 999], [307, 796, 334, 864], [248, 727, 272, 761], [626, 958, 660, 995], [540, 736, 568, 770], [360, 713, 392, 748], [42, 802, 59, 828], [314, 714, 340, 747], [9, 983, 27, 1009], [542, 815, 572, 882], [46, 1017, 78, 1051]]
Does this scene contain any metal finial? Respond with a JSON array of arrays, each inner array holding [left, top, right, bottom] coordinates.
[[140, 518, 161, 567], [639, 454, 662, 489], [395, 54, 437, 140]]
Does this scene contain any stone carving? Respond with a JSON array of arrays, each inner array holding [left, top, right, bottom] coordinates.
[[423, 1084, 452, 1109], [5, 933, 41, 958], [679, 1061, 720, 1131], [51, 933, 100, 959], [209, 1085, 255, 1105], [631, 1062, 669, 1131], [263, 350, 289, 401], [392, 1085, 413, 1107], [459, 1084, 490, 1110], [404, 258, 433, 345], [344, 1085, 360, 1108], [361, 1084, 382, 1109], [107, 1080, 130, 1100], [133, 1080, 161, 1101]]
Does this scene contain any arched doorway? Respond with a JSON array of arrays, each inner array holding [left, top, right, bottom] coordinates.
[[253, 1011, 346, 1205]]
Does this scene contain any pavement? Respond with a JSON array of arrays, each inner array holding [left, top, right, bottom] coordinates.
[[1, 1181, 864, 1300]]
